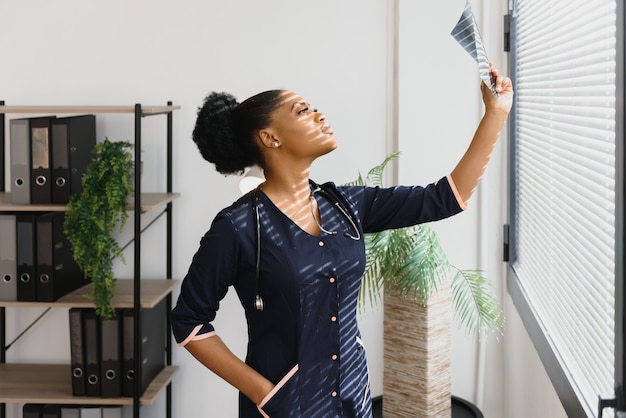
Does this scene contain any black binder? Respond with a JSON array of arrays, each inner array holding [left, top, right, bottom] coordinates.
[[16, 214, 37, 301], [41, 404, 62, 418], [30, 117, 54, 204], [35, 213, 54, 302], [122, 298, 167, 397], [83, 308, 102, 397], [0, 214, 17, 301], [69, 308, 86, 396], [100, 311, 122, 398], [22, 404, 42, 418], [37, 213, 84, 302], [51, 115, 96, 203]]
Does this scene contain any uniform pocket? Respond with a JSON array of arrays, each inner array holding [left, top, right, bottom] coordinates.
[[257, 365, 300, 418]]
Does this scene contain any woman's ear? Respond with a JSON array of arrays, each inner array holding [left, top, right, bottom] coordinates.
[[257, 128, 279, 149]]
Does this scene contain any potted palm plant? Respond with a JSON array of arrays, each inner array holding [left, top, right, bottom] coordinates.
[[349, 153, 503, 417]]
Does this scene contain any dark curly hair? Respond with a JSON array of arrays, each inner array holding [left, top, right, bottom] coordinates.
[[192, 90, 286, 175]]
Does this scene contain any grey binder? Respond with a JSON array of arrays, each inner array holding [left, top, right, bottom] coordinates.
[[10, 119, 30, 204], [80, 406, 102, 418], [60, 407, 80, 418], [0, 214, 16, 301], [101, 407, 122, 418]]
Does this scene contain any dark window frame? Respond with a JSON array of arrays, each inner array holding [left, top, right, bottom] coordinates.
[[506, 1, 625, 416]]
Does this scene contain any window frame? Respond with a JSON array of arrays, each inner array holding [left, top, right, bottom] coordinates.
[[506, 1, 625, 416]]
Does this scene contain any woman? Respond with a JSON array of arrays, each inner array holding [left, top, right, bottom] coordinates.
[[172, 67, 513, 418]]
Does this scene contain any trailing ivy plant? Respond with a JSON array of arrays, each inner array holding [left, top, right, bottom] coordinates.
[[64, 138, 134, 319], [348, 153, 504, 337]]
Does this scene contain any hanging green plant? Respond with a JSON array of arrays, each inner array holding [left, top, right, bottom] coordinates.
[[348, 153, 504, 337], [64, 138, 134, 320]]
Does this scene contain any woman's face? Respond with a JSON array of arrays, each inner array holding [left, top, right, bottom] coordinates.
[[265, 91, 338, 159]]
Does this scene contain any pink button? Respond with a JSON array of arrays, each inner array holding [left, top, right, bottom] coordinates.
[[319, 241, 325, 247], [331, 354, 338, 360], [329, 277, 336, 283], [330, 316, 337, 322], [331, 391, 337, 397]]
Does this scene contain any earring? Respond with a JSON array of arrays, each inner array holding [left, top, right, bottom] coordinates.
[[273, 142, 279, 148]]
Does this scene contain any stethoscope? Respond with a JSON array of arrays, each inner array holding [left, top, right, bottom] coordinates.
[[252, 180, 361, 311]]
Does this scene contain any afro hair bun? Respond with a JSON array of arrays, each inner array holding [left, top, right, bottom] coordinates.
[[192, 92, 252, 175]]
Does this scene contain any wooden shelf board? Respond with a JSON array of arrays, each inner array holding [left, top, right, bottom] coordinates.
[[0, 279, 180, 308], [0, 105, 180, 115], [0, 192, 180, 212], [0, 363, 179, 405]]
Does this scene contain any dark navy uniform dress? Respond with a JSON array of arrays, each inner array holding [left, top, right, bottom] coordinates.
[[171, 176, 465, 418]]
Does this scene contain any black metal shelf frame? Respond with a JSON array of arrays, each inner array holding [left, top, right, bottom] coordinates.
[[0, 101, 176, 418]]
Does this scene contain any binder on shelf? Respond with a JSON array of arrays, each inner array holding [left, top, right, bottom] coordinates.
[[22, 404, 42, 418], [10, 118, 31, 204], [37, 213, 85, 301], [101, 406, 123, 418], [51, 115, 96, 204], [36, 213, 54, 301], [83, 308, 101, 397], [0, 214, 17, 301], [60, 407, 80, 418], [16, 214, 37, 301], [0, 101, 4, 193], [41, 404, 62, 418], [80, 406, 102, 418], [122, 298, 167, 397], [100, 310, 122, 398], [30, 117, 54, 204], [69, 308, 86, 396], [121, 307, 134, 397]]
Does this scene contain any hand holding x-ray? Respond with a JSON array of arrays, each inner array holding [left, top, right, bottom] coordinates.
[[451, 0, 500, 97]]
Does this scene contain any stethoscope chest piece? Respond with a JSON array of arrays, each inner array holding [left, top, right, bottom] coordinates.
[[255, 294, 264, 311]]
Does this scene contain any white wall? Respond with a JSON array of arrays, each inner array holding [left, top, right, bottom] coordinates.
[[1, 0, 567, 417]]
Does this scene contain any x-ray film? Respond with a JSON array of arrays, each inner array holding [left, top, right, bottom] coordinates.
[[451, 0, 499, 97]]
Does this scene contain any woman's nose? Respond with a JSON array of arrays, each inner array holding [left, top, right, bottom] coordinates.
[[315, 111, 325, 122]]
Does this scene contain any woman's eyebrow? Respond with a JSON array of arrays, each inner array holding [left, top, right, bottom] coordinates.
[[291, 101, 309, 110]]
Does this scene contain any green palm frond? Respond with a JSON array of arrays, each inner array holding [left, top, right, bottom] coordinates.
[[350, 153, 504, 337], [451, 269, 505, 337]]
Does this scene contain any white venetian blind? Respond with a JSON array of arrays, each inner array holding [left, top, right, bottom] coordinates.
[[511, 0, 617, 415]]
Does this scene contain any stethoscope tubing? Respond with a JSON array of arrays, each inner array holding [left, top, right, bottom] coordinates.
[[252, 181, 361, 311]]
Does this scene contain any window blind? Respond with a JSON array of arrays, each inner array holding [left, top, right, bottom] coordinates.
[[510, 0, 617, 416]]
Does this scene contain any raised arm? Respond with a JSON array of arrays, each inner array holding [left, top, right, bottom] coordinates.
[[449, 65, 514, 202]]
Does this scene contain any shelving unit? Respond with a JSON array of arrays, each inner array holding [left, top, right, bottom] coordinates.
[[0, 103, 180, 418]]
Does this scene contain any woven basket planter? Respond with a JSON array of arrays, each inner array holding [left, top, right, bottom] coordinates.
[[382, 280, 452, 418]]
